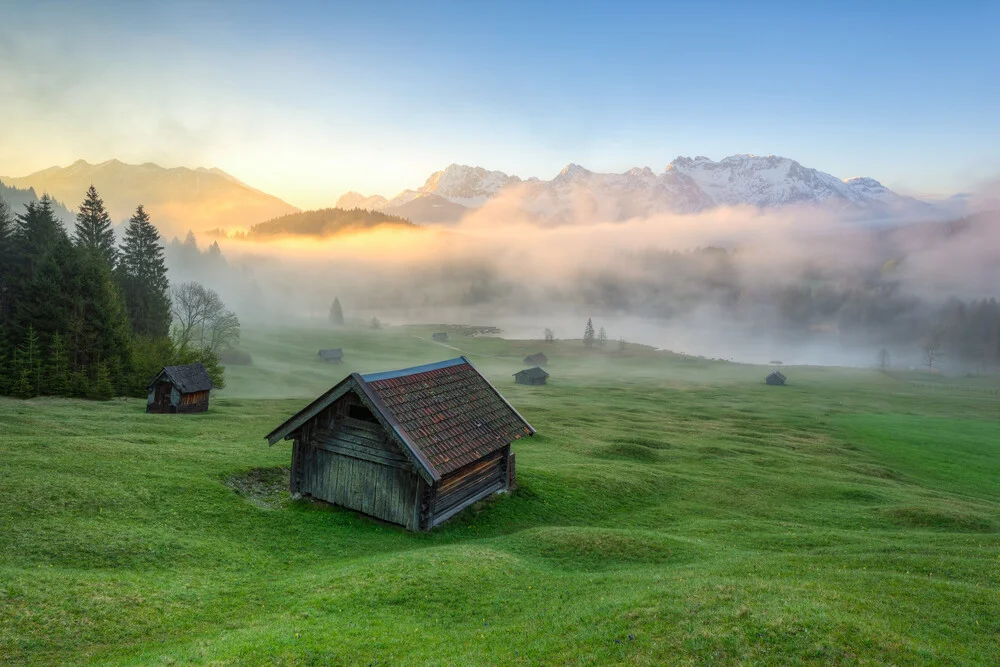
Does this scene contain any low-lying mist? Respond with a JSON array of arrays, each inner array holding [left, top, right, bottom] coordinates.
[[166, 189, 1000, 371]]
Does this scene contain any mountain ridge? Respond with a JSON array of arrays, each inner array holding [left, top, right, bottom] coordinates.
[[342, 154, 940, 224], [5, 159, 299, 236]]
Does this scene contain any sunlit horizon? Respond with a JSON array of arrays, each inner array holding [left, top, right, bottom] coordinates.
[[3, 2, 999, 210]]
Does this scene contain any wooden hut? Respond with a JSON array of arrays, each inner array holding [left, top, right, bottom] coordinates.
[[318, 348, 344, 363], [514, 367, 549, 385], [265, 357, 533, 531], [432, 332, 449, 342], [523, 352, 548, 365], [766, 370, 787, 386], [146, 363, 213, 413]]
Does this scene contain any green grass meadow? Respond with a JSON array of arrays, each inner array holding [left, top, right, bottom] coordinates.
[[1, 324, 999, 665]]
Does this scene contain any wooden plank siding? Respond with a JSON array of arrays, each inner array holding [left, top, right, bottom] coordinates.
[[296, 396, 422, 529], [429, 447, 508, 527], [281, 379, 521, 531]]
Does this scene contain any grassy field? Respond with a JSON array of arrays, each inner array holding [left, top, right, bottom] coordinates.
[[2, 324, 999, 665]]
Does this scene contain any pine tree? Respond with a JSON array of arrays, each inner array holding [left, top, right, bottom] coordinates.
[[329, 297, 344, 325], [88, 361, 114, 401], [73, 185, 118, 269], [13, 196, 67, 286], [0, 196, 11, 248], [118, 205, 171, 337], [583, 318, 596, 348], [11, 347, 34, 399], [0, 326, 11, 394], [0, 197, 13, 326], [46, 332, 70, 396], [12, 326, 42, 398], [69, 250, 133, 391]]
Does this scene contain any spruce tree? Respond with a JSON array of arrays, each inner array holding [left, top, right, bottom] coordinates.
[[0, 197, 13, 326], [0, 325, 11, 394], [583, 318, 596, 348], [12, 326, 42, 398], [0, 196, 11, 248], [10, 197, 74, 348], [329, 297, 344, 325], [74, 185, 117, 269], [69, 250, 133, 392], [46, 332, 70, 396], [11, 347, 34, 399], [13, 196, 67, 285], [118, 205, 170, 337], [88, 361, 114, 401]]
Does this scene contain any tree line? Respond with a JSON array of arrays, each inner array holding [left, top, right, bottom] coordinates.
[[0, 186, 227, 400]]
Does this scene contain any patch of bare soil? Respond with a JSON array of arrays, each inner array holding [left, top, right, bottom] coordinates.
[[225, 467, 291, 509]]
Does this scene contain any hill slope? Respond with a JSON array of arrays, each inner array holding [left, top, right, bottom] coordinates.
[[246, 207, 416, 238], [4, 159, 299, 235], [0, 179, 75, 225], [1, 326, 998, 664]]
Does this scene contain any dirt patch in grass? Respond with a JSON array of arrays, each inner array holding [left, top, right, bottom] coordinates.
[[225, 467, 291, 510]]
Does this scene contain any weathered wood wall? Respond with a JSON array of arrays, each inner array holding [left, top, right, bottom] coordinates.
[[427, 447, 508, 528], [145, 385, 209, 413], [290, 389, 514, 531], [294, 393, 423, 530]]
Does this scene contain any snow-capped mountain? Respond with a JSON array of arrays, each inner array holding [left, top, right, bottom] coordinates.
[[338, 155, 936, 224], [418, 164, 521, 207], [336, 191, 389, 210]]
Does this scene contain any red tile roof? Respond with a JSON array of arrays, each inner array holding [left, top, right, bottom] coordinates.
[[362, 358, 533, 475]]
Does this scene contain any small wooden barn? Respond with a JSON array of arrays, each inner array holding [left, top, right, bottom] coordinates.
[[265, 357, 533, 531], [318, 348, 344, 363], [514, 366, 549, 385], [432, 332, 449, 342], [523, 352, 548, 365], [146, 363, 213, 413], [766, 370, 787, 386]]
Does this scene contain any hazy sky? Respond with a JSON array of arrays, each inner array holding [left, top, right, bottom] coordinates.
[[1, 0, 997, 209]]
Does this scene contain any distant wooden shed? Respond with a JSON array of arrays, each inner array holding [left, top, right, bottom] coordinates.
[[523, 352, 548, 365], [766, 370, 787, 386], [147, 363, 213, 413], [514, 366, 549, 385], [265, 357, 533, 531], [432, 332, 449, 342], [318, 348, 344, 363]]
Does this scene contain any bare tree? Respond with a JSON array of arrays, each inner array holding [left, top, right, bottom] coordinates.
[[544, 327, 555, 343], [598, 326, 608, 348], [923, 332, 943, 373], [171, 281, 240, 353], [878, 347, 890, 371], [618, 337, 626, 352]]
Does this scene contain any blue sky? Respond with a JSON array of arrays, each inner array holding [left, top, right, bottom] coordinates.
[[1, 0, 997, 207]]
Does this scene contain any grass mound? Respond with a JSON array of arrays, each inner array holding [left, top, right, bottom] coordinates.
[[504, 526, 700, 570], [882, 504, 995, 532], [594, 443, 663, 462]]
